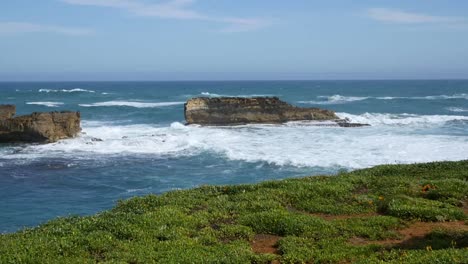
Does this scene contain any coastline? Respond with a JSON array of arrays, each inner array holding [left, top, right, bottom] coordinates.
[[1, 160, 467, 263]]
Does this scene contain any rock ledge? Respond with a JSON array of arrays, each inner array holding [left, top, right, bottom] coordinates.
[[184, 97, 368, 127], [0, 105, 81, 143]]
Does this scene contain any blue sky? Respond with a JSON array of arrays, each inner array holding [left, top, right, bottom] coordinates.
[[1, 0, 468, 80]]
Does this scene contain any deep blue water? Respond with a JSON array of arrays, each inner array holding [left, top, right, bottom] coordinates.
[[1, 80, 467, 233]]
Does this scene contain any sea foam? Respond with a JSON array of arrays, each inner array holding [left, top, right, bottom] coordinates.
[[446, 107, 468, 113], [298, 93, 468, 105], [8, 113, 468, 169], [26, 102, 64, 107], [79, 101, 185, 108], [298, 95, 369, 105], [337, 112, 468, 126], [39, 88, 95, 93]]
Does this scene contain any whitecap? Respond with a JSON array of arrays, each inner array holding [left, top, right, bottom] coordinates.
[[39, 88, 95, 93], [126, 187, 152, 193], [26, 102, 64, 107], [79, 101, 185, 108], [201, 92, 221, 97], [299, 94, 468, 105], [375, 94, 468, 100], [424, 94, 468, 100], [337, 112, 468, 126], [5, 117, 468, 169], [446, 107, 468, 113], [299, 95, 369, 105]]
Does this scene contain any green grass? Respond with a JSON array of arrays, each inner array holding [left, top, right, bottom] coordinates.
[[1, 161, 467, 263]]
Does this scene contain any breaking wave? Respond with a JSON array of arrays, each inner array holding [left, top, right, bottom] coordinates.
[[26, 102, 64, 107], [39, 88, 95, 93], [6, 112, 468, 169], [298, 93, 468, 105], [337, 112, 468, 126], [446, 107, 468, 113], [79, 101, 185, 108], [298, 95, 369, 105]]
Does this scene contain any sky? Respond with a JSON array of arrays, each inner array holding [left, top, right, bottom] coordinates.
[[1, 0, 468, 81]]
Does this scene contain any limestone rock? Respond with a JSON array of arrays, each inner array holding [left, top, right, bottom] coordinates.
[[0, 105, 16, 120], [0, 107, 81, 143], [184, 97, 340, 125]]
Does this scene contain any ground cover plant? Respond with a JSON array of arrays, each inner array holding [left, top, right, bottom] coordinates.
[[1, 161, 467, 263]]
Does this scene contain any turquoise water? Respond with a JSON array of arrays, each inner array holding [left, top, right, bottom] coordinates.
[[1, 80, 468, 233]]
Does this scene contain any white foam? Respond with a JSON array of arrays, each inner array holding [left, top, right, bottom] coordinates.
[[26, 102, 64, 107], [201, 92, 220, 97], [299, 95, 369, 105], [39, 88, 95, 93], [423, 94, 468, 100], [126, 187, 152, 193], [6, 115, 468, 169], [446, 107, 468, 113], [79, 101, 185, 108], [337, 112, 468, 126], [299, 94, 468, 105], [376, 94, 468, 100]]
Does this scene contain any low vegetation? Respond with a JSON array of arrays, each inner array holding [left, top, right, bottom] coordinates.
[[1, 161, 467, 263]]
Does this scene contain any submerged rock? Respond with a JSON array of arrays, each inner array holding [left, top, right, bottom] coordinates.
[[184, 97, 368, 127], [0, 105, 81, 143], [336, 119, 370, 127]]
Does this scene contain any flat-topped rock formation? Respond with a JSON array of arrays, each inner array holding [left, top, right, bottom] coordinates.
[[0, 105, 81, 143], [184, 97, 368, 127]]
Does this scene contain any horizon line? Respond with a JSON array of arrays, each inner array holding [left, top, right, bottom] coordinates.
[[1, 78, 468, 83]]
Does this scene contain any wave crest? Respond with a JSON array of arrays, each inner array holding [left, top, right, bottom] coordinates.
[[39, 88, 95, 93], [79, 101, 185, 108], [446, 107, 468, 113], [6, 113, 468, 169], [26, 102, 64, 107], [337, 112, 468, 126], [298, 93, 468, 105], [299, 95, 369, 105]]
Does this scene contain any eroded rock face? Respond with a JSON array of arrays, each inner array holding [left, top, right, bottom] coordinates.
[[185, 97, 340, 125], [0, 107, 81, 143], [0, 105, 16, 120]]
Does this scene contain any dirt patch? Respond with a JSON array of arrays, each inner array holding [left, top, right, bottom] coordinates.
[[251, 234, 282, 254], [349, 221, 468, 247], [462, 201, 468, 215]]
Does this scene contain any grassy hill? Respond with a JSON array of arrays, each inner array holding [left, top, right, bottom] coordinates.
[[1, 161, 467, 263]]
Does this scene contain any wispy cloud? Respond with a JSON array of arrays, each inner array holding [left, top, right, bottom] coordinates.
[[0, 22, 93, 36], [61, 0, 269, 32], [367, 8, 465, 24]]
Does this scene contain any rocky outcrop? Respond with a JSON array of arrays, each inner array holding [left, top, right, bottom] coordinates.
[[0, 105, 16, 119], [0, 106, 81, 143], [184, 97, 368, 126]]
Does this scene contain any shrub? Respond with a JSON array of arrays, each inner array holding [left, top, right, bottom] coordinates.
[[384, 196, 465, 221]]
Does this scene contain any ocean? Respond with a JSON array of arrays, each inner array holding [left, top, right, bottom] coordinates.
[[1, 80, 467, 233]]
